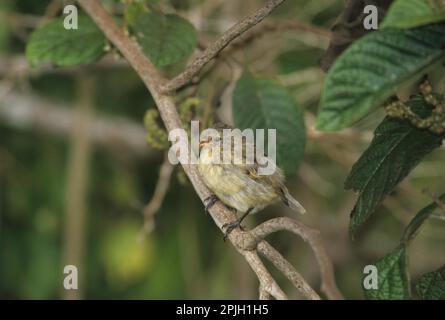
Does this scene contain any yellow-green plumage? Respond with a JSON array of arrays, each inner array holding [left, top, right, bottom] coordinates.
[[198, 132, 305, 216]]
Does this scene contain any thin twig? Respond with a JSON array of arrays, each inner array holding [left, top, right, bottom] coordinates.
[[258, 241, 321, 300], [242, 250, 288, 300], [161, 0, 287, 93], [247, 217, 344, 300], [139, 155, 175, 241]]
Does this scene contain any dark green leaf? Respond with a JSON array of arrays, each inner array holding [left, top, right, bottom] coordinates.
[[276, 48, 324, 74], [345, 97, 445, 236], [26, 16, 106, 67], [232, 72, 306, 176], [133, 13, 197, 67], [402, 193, 445, 243], [316, 24, 445, 131], [365, 246, 411, 300], [416, 265, 445, 299], [382, 0, 445, 29]]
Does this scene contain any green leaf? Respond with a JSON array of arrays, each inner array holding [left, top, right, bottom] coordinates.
[[276, 48, 324, 74], [26, 16, 106, 67], [316, 23, 445, 131], [232, 72, 306, 176], [345, 97, 445, 236], [133, 13, 197, 67], [416, 265, 445, 299], [365, 246, 411, 300], [382, 0, 445, 29], [402, 193, 445, 243]]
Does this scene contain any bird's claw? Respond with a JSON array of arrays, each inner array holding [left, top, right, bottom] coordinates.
[[222, 220, 244, 241], [204, 195, 219, 213]]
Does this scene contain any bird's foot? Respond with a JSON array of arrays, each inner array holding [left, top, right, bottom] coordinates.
[[204, 195, 219, 213], [222, 219, 244, 241]]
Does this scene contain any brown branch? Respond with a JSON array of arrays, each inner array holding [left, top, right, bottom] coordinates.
[[258, 242, 321, 300], [76, 0, 342, 300], [177, 19, 328, 92], [139, 154, 175, 240], [247, 218, 344, 300], [160, 0, 287, 93], [242, 250, 288, 300]]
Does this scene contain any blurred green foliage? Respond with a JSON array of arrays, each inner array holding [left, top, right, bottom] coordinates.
[[1, 0, 444, 300]]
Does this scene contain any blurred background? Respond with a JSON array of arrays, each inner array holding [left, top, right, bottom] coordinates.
[[1, 0, 444, 299]]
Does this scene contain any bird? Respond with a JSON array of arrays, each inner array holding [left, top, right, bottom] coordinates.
[[197, 125, 305, 239]]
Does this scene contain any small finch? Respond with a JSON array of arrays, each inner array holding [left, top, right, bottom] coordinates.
[[198, 125, 305, 238]]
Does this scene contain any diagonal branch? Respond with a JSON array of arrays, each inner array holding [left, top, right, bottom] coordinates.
[[160, 0, 287, 93], [246, 217, 344, 300], [242, 250, 288, 300], [258, 241, 321, 299]]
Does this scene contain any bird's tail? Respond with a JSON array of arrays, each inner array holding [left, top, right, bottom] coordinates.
[[281, 188, 306, 214]]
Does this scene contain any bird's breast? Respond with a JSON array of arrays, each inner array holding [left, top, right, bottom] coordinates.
[[198, 162, 280, 213]]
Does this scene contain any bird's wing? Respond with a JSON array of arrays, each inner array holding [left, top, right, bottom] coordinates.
[[227, 138, 286, 189]]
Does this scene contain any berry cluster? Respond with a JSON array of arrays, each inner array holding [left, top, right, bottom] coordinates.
[[385, 79, 445, 134]]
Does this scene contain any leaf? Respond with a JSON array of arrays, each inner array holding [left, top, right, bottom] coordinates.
[[133, 13, 197, 67], [365, 246, 411, 300], [26, 16, 106, 67], [276, 48, 324, 74], [382, 0, 445, 29], [363, 193, 445, 300], [232, 72, 306, 176], [416, 265, 445, 299], [402, 193, 445, 243], [316, 23, 445, 131], [345, 97, 445, 236]]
